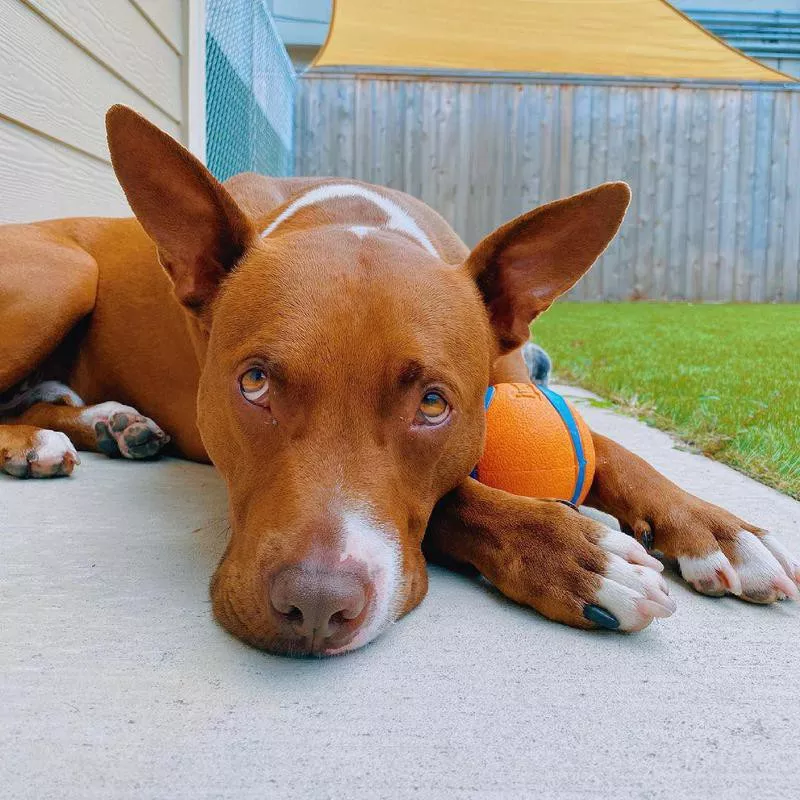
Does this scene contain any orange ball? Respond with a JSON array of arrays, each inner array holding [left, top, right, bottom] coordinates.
[[474, 382, 595, 505]]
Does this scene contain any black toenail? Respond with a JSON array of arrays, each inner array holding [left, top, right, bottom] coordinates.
[[584, 604, 620, 630], [642, 531, 654, 550]]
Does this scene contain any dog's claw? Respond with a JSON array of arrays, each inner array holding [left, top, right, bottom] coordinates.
[[636, 598, 675, 619], [583, 604, 620, 630], [773, 574, 800, 600], [716, 563, 743, 596]]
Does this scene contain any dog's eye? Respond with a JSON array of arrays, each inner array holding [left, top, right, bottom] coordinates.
[[240, 367, 269, 403], [417, 390, 450, 425]]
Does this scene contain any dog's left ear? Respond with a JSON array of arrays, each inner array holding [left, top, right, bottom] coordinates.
[[465, 183, 630, 352], [106, 104, 254, 312]]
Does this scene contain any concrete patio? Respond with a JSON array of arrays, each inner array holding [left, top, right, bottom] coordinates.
[[3, 386, 799, 799]]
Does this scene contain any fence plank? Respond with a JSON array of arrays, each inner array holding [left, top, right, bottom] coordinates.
[[652, 88, 676, 300], [750, 91, 776, 301], [702, 91, 725, 302], [717, 91, 742, 303], [784, 94, 800, 302], [766, 91, 790, 301]]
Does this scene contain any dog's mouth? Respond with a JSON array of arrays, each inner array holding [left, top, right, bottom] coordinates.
[[262, 613, 376, 658], [216, 594, 389, 658], [259, 636, 357, 659]]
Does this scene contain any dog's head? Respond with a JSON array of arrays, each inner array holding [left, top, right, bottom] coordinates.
[[106, 106, 629, 655]]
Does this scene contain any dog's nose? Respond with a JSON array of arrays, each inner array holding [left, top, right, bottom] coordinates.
[[269, 564, 368, 652]]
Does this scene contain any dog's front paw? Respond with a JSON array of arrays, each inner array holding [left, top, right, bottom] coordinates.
[[1, 428, 79, 478], [627, 500, 800, 604], [489, 506, 676, 632], [84, 402, 170, 460]]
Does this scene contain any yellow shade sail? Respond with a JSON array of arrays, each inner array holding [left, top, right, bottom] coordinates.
[[313, 0, 793, 82]]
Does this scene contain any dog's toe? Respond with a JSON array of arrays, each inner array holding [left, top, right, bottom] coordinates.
[[678, 548, 742, 597], [732, 531, 800, 604]]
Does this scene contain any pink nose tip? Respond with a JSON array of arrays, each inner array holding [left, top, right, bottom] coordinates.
[[270, 564, 368, 652]]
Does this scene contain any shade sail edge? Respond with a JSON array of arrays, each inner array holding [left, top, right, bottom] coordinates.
[[313, 0, 795, 83]]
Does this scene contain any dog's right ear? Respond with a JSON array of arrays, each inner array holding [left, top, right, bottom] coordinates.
[[106, 105, 254, 313], [465, 183, 630, 353]]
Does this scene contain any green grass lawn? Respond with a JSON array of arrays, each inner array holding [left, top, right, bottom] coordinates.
[[533, 303, 800, 499]]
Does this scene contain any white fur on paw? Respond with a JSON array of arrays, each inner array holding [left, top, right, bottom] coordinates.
[[595, 530, 675, 631], [79, 402, 138, 426], [599, 529, 664, 573], [35, 430, 77, 462], [2, 430, 80, 478], [733, 531, 799, 603], [678, 549, 742, 596]]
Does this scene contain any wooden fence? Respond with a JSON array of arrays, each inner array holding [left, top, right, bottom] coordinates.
[[295, 71, 800, 302]]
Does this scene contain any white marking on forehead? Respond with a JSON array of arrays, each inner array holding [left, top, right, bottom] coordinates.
[[349, 225, 375, 239], [260, 183, 438, 256], [328, 504, 403, 653]]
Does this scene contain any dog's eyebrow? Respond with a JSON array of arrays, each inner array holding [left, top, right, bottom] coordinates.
[[396, 359, 456, 391], [264, 358, 289, 385], [397, 360, 424, 386]]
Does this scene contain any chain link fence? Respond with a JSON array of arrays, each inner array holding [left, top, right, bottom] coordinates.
[[206, 0, 296, 181]]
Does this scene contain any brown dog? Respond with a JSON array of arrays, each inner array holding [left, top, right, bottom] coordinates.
[[1, 106, 797, 655]]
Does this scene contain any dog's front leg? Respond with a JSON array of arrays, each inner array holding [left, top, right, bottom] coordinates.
[[425, 479, 674, 631], [586, 433, 800, 603]]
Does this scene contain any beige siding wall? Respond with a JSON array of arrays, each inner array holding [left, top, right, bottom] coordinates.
[[0, 0, 186, 223]]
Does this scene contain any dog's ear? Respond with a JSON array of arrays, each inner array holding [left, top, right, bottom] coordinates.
[[106, 104, 254, 312], [465, 183, 630, 352]]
